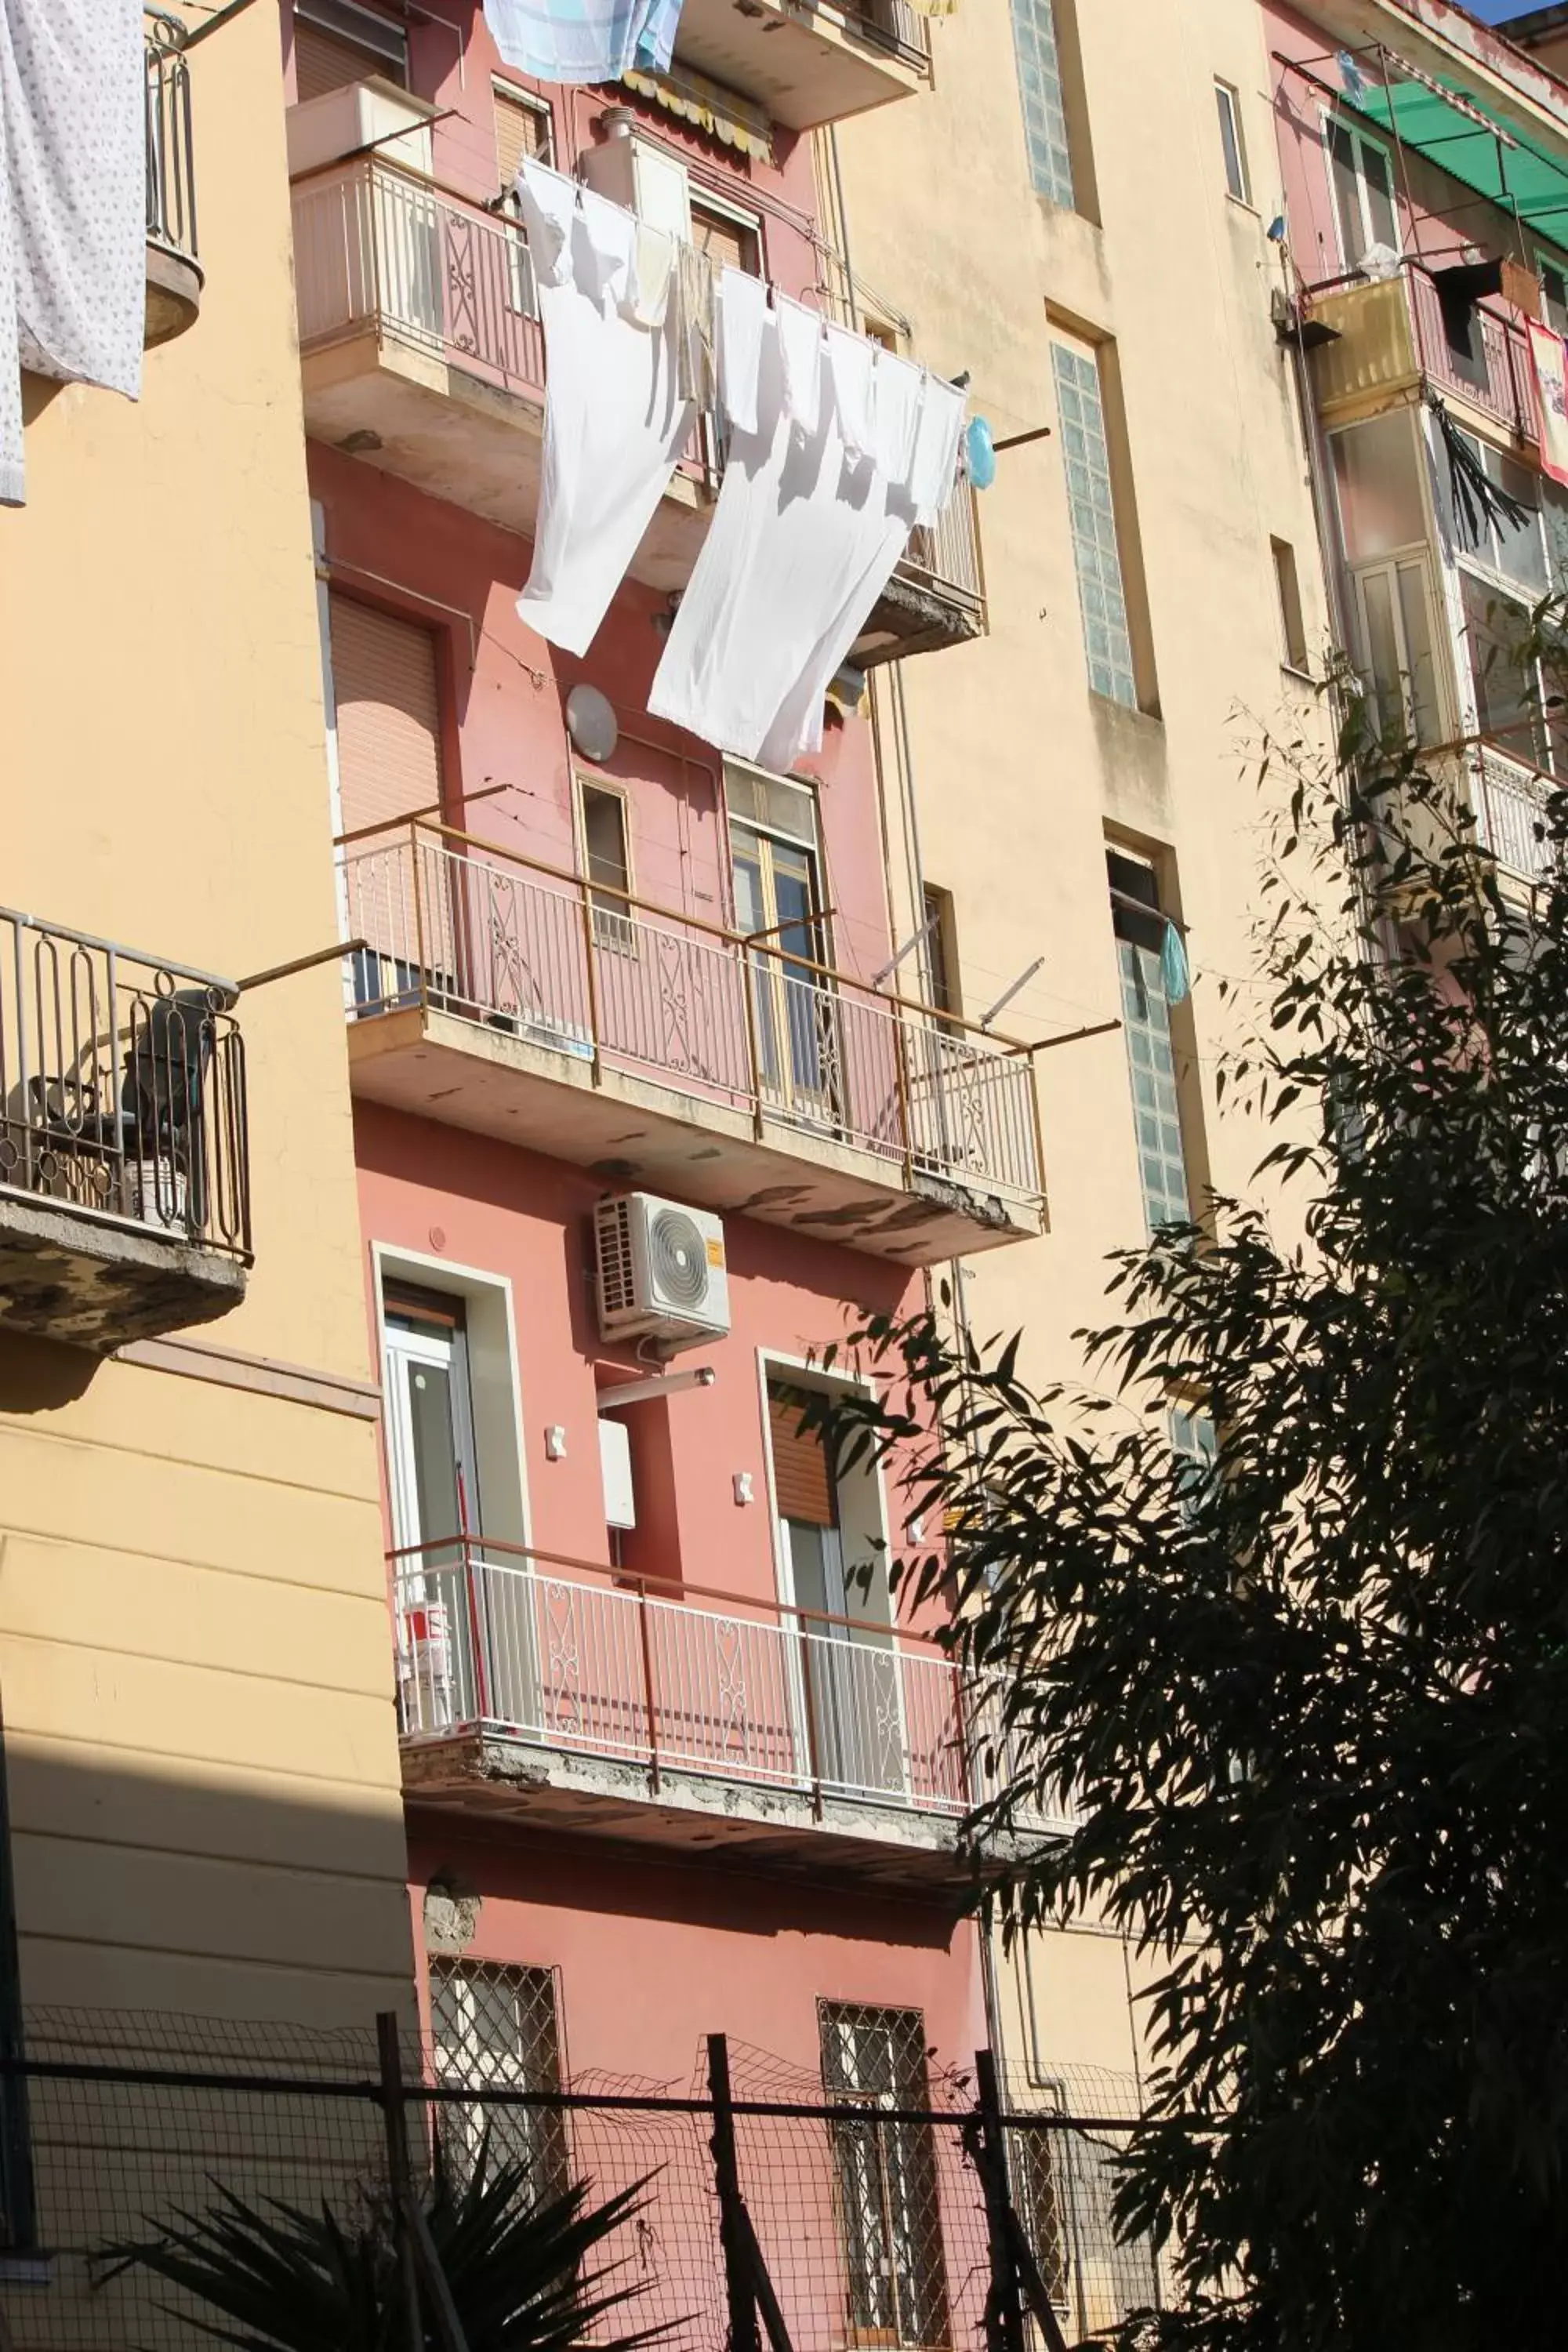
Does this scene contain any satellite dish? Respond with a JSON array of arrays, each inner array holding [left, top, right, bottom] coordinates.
[[566, 684, 618, 763]]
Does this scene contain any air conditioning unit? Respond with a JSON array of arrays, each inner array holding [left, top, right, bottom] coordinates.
[[594, 1193, 731, 1352]]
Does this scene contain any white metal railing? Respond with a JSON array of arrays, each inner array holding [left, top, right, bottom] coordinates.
[[342, 821, 1043, 1205], [393, 1541, 973, 1815], [1469, 739, 1557, 882]]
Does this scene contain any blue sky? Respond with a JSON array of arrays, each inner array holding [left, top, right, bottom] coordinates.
[[1466, 0, 1528, 20]]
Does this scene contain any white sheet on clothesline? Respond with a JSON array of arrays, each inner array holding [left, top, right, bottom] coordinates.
[[0, 0, 145, 509], [514, 159, 694, 657], [649, 280, 967, 768]]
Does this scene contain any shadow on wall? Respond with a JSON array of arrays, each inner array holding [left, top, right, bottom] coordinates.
[[0, 1334, 98, 1415]]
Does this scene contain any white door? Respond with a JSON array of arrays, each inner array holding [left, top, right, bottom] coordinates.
[[384, 1298, 483, 1726], [771, 1388, 904, 1799]]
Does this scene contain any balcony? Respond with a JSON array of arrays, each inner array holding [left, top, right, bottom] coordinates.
[[0, 909, 250, 1349], [1304, 260, 1541, 447], [341, 822, 1045, 1261], [1456, 735, 1557, 887], [667, 0, 929, 132], [289, 152, 983, 652], [144, 11, 201, 347], [393, 1538, 1044, 1893]]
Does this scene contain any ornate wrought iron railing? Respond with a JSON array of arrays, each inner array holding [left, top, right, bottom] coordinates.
[[145, 9, 197, 263], [0, 909, 249, 1258], [339, 818, 1044, 1207]]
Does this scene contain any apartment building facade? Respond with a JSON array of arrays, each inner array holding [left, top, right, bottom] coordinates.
[[281, 0, 1029, 2252], [827, 0, 1342, 2155], [1267, 0, 1568, 891], [0, 6, 417, 2037]]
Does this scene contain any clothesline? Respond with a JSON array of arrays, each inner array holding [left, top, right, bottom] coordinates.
[[512, 158, 968, 767]]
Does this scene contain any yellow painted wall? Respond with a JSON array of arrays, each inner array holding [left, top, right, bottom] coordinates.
[[830, 0, 1337, 2082], [0, 2, 412, 2024]]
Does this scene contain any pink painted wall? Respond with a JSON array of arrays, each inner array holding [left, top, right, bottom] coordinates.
[[1266, 0, 1568, 288], [278, 0, 822, 305], [358, 1101, 930, 1611], [311, 444, 897, 991], [405, 1826, 986, 2089]]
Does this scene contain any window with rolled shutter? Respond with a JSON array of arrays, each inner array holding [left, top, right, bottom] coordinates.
[[690, 199, 760, 278], [329, 595, 443, 839], [768, 1388, 836, 1527], [293, 2, 408, 100], [494, 83, 554, 189]]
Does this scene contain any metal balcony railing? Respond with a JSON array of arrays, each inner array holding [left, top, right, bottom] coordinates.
[[1305, 260, 1541, 444], [1457, 734, 1559, 881], [0, 909, 250, 1258], [341, 819, 1044, 1206], [145, 9, 197, 263], [290, 155, 982, 608], [394, 1537, 974, 1815]]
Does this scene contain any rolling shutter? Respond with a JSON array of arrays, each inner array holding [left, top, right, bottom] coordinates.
[[329, 595, 443, 838], [768, 1389, 836, 1527], [494, 85, 554, 188], [293, 1, 407, 100], [690, 201, 759, 278]]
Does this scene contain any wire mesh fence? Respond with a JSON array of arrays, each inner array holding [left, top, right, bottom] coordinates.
[[0, 2008, 1166, 2352]]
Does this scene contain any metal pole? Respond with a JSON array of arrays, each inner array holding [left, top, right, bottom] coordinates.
[[973, 2049, 1026, 2352], [376, 2012, 424, 2352], [708, 2033, 761, 2352], [637, 1582, 662, 1795]]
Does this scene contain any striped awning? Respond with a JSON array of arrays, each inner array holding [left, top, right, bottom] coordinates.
[[620, 64, 773, 163]]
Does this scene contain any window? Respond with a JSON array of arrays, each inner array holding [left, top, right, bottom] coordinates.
[[1271, 537, 1308, 672], [494, 85, 551, 314], [430, 1960, 570, 2198], [922, 884, 959, 1022], [1168, 1404, 1218, 1521], [1214, 80, 1250, 204], [727, 770, 832, 1118], [1109, 851, 1191, 1236], [1450, 430, 1547, 596], [1462, 572, 1565, 772], [1539, 252, 1568, 339], [577, 781, 633, 951], [690, 194, 762, 278], [818, 2002, 950, 2349], [1051, 338, 1138, 709], [1352, 557, 1442, 746], [1007, 0, 1076, 209], [293, 0, 407, 100], [1329, 412, 1428, 565], [493, 82, 553, 187], [1326, 117, 1399, 273]]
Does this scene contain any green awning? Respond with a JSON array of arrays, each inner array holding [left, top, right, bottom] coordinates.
[[1349, 72, 1568, 254]]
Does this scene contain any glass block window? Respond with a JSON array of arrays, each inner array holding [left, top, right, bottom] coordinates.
[[1109, 852, 1190, 1234], [1052, 342, 1138, 709], [430, 1959, 569, 2198], [818, 2003, 950, 2349], [1007, 0, 1075, 209]]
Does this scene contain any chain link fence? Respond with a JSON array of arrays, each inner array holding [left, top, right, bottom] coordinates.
[[0, 2008, 1164, 2352]]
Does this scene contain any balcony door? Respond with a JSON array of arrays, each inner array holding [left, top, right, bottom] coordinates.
[[728, 770, 837, 1125], [384, 1290, 484, 1729], [768, 1384, 902, 1800]]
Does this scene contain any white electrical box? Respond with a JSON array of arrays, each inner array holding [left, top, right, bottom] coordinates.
[[598, 1415, 637, 1531]]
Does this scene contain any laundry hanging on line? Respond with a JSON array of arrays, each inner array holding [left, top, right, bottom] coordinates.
[[513, 159, 694, 657], [0, 0, 146, 509], [648, 271, 967, 768], [483, 0, 682, 85]]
